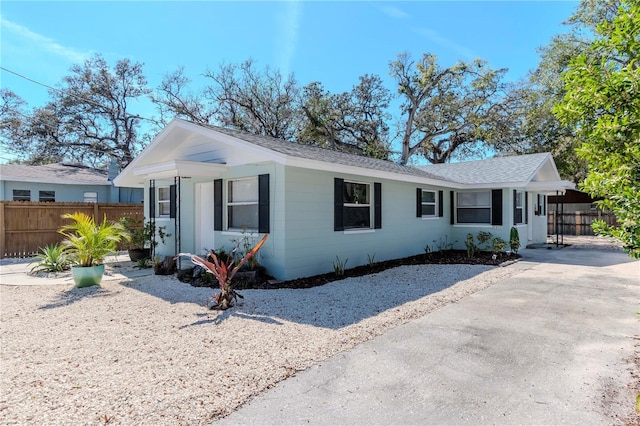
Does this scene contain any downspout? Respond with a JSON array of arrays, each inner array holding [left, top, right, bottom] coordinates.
[[555, 190, 559, 247]]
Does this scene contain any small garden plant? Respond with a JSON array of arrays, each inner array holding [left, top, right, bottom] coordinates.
[[30, 244, 70, 273], [176, 234, 269, 310]]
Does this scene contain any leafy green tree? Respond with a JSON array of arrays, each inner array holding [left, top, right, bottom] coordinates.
[[1, 55, 151, 169], [500, 0, 621, 182], [555, 0, 639, 257], [389, 53, 512, 165], [298, 75, 391, 159]]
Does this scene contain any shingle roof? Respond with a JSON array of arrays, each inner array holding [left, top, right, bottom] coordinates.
[[417, 153, 552, 185], [0, 163, 109, 185], [202, 123, 445, 182]]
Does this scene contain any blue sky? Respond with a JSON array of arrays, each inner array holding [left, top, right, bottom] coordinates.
[[1, 1, 578, 119]]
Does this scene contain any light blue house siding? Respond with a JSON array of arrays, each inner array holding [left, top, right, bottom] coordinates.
[[117, 119, 573, 282]]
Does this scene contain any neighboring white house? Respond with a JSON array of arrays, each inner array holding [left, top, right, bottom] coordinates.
[[0, 162, 143, 203], [114, 119, 574, 281]]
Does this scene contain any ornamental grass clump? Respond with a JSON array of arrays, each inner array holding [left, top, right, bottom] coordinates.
[[177, 234, 269, 310], [30, 244, 70, 273]]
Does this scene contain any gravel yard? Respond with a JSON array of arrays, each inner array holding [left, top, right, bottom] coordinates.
[[0, 261, 519, 425]]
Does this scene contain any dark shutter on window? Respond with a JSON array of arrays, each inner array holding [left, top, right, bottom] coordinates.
[[513, 190, 518, 223], [542, 195, 546, 216], [416, 188, 422, 218], [258, 174, 270, 233], [525, 191, 529, 224], [169, 185, 177, 219], [491, 189, 503, 226], [438, 190, 444, 217], [213, 179, 223, 231], [450, 191, 455, 225], [374, 182, 382, 229], [148, 185, 156, 218], [334, 178, 344, 231]]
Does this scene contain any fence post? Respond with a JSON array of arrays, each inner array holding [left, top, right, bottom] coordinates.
[[0, 202, 5, 257], [575, 211, 581, 236], [93, 203, 99, 221]]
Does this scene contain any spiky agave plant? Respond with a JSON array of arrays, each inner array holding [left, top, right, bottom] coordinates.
[[177, 234, 268, 310]]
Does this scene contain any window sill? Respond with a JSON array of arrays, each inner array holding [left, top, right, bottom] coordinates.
[[222, 230, 260, 236], [343, 229, 375, 235], [420, 216, 439, 220]]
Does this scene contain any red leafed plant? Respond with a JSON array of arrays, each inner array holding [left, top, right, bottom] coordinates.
[[176, 234, 268, 310]]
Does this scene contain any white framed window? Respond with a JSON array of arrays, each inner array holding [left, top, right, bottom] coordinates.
[[84, 191, 98, 203], [158, 187, 171, 217], [12, 189, 30, 201], [420, 190, 437, 217], [227, 177, 259, 230], [515, 191, 524, 224], [343, 181, 371, 229], [457, 191, 491, 224], [39, 190, 55, 202]]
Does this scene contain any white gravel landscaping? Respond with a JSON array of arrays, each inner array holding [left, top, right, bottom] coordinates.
[[0, 260, 522, 425]]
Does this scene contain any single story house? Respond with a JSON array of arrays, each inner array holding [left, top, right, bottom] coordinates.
[[0, 162, 143, 203], [114, 118, 574, 280]]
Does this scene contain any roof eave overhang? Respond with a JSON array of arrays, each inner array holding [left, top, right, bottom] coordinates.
[[283, 156, 460, 188], [526, 180, 576, 193], [114, 160, 228, 187]]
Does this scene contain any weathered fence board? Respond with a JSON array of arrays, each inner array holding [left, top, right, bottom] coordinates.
[[547, 211, 617, 236], [0, 202, 143, 258]]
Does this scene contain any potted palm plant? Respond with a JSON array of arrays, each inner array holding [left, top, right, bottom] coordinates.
[[119, 217, 170, 262], [59, 212, 130, 287]]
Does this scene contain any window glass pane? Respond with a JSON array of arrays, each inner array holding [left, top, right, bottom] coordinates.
[[515, 209, 523, 224], [516, 192, 523, 207], [159, 202, 170, 216], [422, 191, 436, 203], [229, 179, 258, 203], [421, 205, 436, 216], [12, 190, 30, 201], [344, 206, 370, 229], [228, 204, 258, 229], [39, 190, 55, 202], [457, 191, 490, 207], [343, 182, 369, 204], [158, 187, 170, 201], [457, 208, 491, 223]]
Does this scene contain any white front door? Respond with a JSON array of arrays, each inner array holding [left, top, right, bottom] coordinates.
[[195, 182, 215, 254]]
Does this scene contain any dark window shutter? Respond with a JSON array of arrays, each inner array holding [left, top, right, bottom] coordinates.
[[149, 185, 156, 218], [542, 195, 546, 216], [258, 174, 270, 233], [334, 178, 344, 231], [169, 185, 177, 219], [438, 190, 444, 217], [525, 191, 529, 224], [374, 182, 382, 229], [450, 191, 455, 225], [213, 179, 223, 231], [513, 190, 518, 223], [416, 188, 422, 217], [491, 189, 503, 226]]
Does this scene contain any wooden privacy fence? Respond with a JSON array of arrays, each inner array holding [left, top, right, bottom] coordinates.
[[0, 202, 144, 258], [547, 211, 617, 236]]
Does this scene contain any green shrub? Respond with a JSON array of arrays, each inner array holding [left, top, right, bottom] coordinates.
[[465, 233, 478, 258], [30, 244, 70, 273], [509, 227, 521, 254]]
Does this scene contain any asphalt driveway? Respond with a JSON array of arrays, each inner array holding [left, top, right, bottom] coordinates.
[[217, 242, 640, 425]]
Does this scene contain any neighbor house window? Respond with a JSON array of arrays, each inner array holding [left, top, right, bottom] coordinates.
[[38, 190, 55, 202], [227, 177, 259, 230], [158, 186, 171, 217], [420, 190, 437, 217], [84, 192, 98, 203], [343, 181, 371, 229], [12, 190, 30, 201], [456, 191, 491, 224], [514, 191, 524, 224]]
